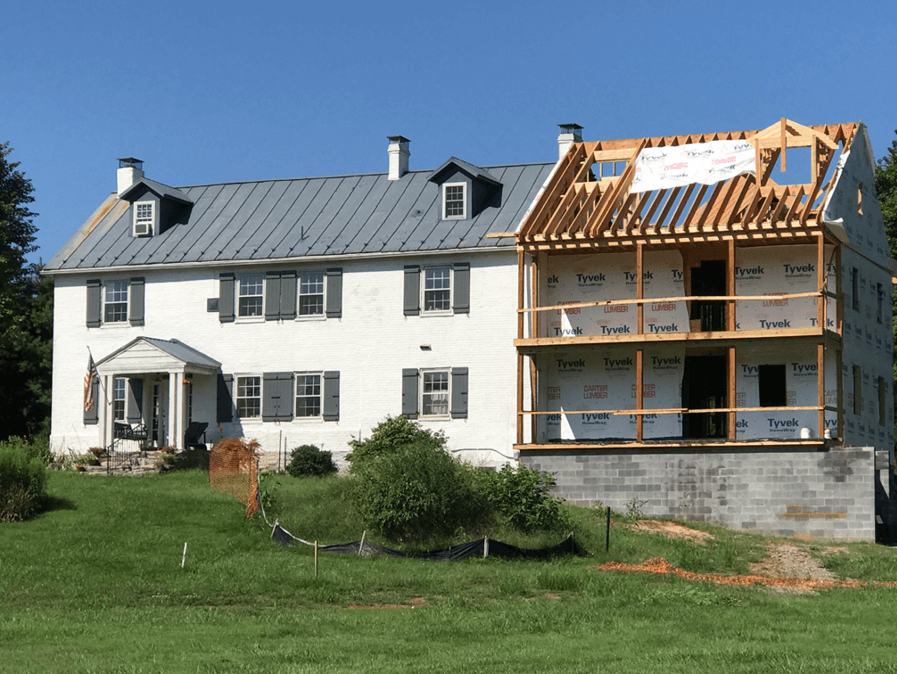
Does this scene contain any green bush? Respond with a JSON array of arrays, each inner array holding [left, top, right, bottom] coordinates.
[[477, 464, 568, 533], [0, 436, 51, 466], [347, 415, 444, 471], [0, 444, 48, 522], [286, 445, 337, 478], [350, 440, 485, 542]]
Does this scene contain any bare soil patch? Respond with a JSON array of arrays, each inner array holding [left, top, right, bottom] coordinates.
[[627, 519, 715, 544]]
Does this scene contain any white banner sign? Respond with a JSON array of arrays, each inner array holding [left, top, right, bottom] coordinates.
[[632, 140, 756, 193]]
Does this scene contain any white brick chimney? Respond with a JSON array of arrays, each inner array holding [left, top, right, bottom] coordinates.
[[557, 124, 583, 159], [387, 136, 410, 180], [117, 157, 144, 196]]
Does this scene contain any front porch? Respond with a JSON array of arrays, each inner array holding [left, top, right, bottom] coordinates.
[[94, 337, 221, 451]]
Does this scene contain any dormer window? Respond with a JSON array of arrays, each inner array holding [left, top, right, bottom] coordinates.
[[443, 183, 466, 219], [134, 201, 155, 237]]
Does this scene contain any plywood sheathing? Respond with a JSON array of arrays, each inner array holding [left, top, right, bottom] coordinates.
[[516, 121, 858, 248]]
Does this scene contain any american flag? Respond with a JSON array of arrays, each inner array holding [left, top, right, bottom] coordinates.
[[83, 355, 97, 412]]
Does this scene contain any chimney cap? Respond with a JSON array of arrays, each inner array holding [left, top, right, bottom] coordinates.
[[118, 157, 144, 169], [557, 123, 583, 133], [387, 135, 410, 144]]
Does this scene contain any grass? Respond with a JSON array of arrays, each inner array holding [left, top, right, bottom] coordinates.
[[2, 470, 897, 673]]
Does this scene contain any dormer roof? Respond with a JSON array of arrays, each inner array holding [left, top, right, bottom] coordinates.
[[119, 178, 193, 205], [428, 157, 501, 186]]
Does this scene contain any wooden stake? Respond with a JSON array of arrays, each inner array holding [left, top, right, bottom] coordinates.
[[180, 542, 187, 568], [314, 541, 318, 578], [484, 536, 489, 558], [359, 530, 366, 555]]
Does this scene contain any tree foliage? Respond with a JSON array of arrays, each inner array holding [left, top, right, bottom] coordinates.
[[0, 143, 51, 440]]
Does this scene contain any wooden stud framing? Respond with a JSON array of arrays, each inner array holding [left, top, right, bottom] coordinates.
[[728, 346, 736, 440], [836, 347, 843, 440], [636, 242, 644, 334], [817, 233, 826, 330], [727, 239, 736, 331]]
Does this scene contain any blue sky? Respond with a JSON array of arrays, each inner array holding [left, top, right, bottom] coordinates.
[[4, 0, 897, 265]]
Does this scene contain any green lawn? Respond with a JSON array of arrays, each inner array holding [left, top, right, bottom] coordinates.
[[2, 470, 897, 673]]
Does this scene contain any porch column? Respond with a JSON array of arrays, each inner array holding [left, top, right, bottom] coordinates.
[[102, 374, 114, 449], [168, 372, 183, 449]]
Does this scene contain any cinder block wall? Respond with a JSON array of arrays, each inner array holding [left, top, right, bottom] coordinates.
[[522, 446, 875, 540]]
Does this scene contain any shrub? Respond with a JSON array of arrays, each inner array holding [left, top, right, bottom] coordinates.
[[477, 464, 568, 533], [0, 444, 48, 522], [350, 439, 485, 542], [347, 415, 444, 471], [0, 436, 51, 466], [286, 444, 337, 478]]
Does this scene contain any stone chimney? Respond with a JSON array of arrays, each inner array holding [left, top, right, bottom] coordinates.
[[557, 124, 583, 160], [387, 136, 410, 180], [117, 157, 144, 196]]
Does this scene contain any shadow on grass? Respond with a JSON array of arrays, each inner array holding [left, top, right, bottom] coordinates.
[[40, 494, 77, 514]]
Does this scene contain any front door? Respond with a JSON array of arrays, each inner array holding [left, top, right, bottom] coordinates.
[[151, 380, 170, 447]]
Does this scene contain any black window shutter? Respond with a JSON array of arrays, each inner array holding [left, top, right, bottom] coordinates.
[[404, 266, 420, 316], [86, 279, 102, 327], [280, 270, 297, 320], [326, 268, 343, 318], [451, 367, 469, 419], [217, 374, 234, 423], [219, 273, 235, 323], [452, 263, 470, 314], [129, 277, 145, 326], [323, 371, 340, 421], [127, 379, 143, 423], [84, 377, 100, 425], [263, 372, 293, 422], [264, 271, 281, 321], [402, 368, 419, 418]]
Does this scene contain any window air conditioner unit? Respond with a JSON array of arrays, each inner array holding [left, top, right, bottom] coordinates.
[[134, 221, 152, 237]]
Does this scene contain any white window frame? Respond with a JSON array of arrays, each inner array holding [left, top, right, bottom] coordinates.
[[133, 201, 155, 237], [294, 372, 322, 418], [103, 280, 129, 324], [442, 182, 466, 220], [420, 369, 450, 418], [298, 271, 325, 318], [235, 375, 262, 419], [422, 266, 452, 314], [237, 274, 265, 319]]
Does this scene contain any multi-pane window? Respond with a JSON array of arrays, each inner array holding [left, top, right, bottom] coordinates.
[[238, 274, 264, 317], [424, 268, 451, 312], [443, 183, 465, 219], [299, 272, 325, 316], [113, 378, 126, 421], [421, 370, 449, 416], [134, 201, 154, 236], [104, 281, 129, 323], [236, 376, 261, 418], [295, 374, 322, 417]]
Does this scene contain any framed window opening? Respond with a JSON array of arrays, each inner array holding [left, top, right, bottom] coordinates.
[[298, 272, 325, 317], [295, 373, 322, 417], [423, 267, 451, 313], [236, 375, 262, 419], [238, 274, 264, 318], [442, 183, 466, 220], [758, 365, 787, 407], [421, 369, 450, 417], [104, 281, 129, 323], [134, 201, 154, 236]]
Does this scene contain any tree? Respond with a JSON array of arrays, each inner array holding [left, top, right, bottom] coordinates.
[[875, 131, 897, 447], [0, 143, 51, 440]]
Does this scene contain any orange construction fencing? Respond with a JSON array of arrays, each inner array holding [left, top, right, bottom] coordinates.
[[209, 438, 259, 517]]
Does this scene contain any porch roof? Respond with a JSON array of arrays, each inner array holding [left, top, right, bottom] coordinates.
[[95, 337, 221, 376]]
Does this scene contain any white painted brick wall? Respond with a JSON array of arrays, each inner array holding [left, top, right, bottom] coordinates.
[[50, 252, 524, 467]]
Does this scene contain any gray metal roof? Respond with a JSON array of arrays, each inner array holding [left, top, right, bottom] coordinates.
[[46, 160, 555, 271], [96, 336, 221, 370]]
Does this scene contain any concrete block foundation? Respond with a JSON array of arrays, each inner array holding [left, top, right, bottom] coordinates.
[[522, 445, 876, 540]]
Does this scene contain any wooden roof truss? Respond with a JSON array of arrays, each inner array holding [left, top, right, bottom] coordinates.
[[517, 119, 858, 246]]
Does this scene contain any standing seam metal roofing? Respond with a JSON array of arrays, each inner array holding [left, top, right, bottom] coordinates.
[[45, 162, 555, 271]]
